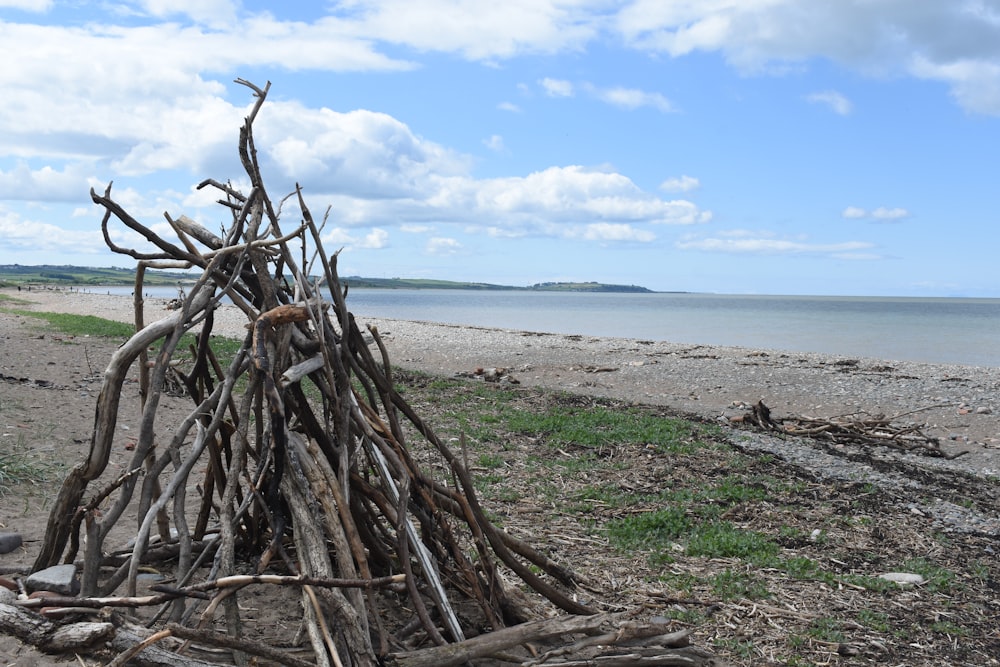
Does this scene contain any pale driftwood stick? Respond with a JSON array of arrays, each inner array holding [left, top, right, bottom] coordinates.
[[280, 353, 326, 386], [171, 214, 225, 250], [533, 647, 724, 666], [34, 283, 215, 573], [0, 602, 114, 653], [386, 613, 613, 667]]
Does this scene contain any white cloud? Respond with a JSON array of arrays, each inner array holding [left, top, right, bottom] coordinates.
[[910, 56, 1000, 115], [400, 224, 433, 233], [578, 223, 656, 242], [0, 0, 51, 9], [807, 90, 853, 115], [339, 0, 597, 60], [593, 86, 675, 112], [677, 230, 874, 256], [497, 101, 522, 112], [259, 101, 471, 199], [426, 237, 462, 255], [540, 77, 575, 97], [0, 163, 100, 202], [544, 79, 675, 112], [0, 208, 106, 253], [321, 226, 390, 250], [659, 175, 700, 193], [843, 206, 910, 221], [871, 206, 909, 220], [483, 135, 506, 152], [474, 166, 711, 227], [614, 1, 1000, 114], [134, 0, 238, 28]]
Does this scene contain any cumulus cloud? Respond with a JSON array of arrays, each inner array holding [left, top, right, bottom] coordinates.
[[842, 206, 867, 219], [474, 166, 710, 227], [321, 226, 390, 250], [659, 175, 700, 193], [258, 101, 471, 199], [0, 162, 100, 202], [0, 209, 106, 253], [497, 101, 521, 112], [613, 1, 1000, 114], [807, 90, 853, 115]]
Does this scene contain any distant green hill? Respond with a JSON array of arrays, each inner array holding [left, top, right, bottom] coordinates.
[[0, 265, 656, 293], [343, 277, 655, 293], [0, 264, 195, 287], [526, 281, 653, 293]]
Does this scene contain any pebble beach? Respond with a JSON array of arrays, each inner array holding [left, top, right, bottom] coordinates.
[[7, 287, 1000, 481]]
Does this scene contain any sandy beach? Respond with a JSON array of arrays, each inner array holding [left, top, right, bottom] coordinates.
[[5, 287, 999, 475]]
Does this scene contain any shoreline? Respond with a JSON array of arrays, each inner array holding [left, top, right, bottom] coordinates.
[[4, 288, 999, 474]]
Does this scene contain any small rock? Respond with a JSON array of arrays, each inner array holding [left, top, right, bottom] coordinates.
[[0, 587, 15, 604], [809, 529, 822, 542], [0, 532, 23, 554], [25, 564, 80, 596], [837, 643, 861, 656], [0, 575, 18, 591], [975, 406, 992, 415], [878, 572, 925, 586]]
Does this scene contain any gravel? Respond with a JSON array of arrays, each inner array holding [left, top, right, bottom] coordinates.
[[11, 287, 1000, 536]]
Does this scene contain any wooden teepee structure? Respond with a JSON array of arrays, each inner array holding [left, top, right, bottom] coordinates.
[[24, 80, 720, 667]]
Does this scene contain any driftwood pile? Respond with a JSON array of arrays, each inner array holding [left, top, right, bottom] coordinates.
[[11, 81, 723, 666], [743, 400, 963, 458]]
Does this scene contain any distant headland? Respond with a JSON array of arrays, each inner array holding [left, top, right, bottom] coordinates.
[[0, 265, 657, 294]]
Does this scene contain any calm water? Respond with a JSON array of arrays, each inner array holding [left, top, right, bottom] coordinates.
[[83, 287, 1000, 367]]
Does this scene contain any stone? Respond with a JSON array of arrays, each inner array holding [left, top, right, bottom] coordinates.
[[878, 572, 925, 586], [25, 564, 80, 596], [0, 532, 23, 554]]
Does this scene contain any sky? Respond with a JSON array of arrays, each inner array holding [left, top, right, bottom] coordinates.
[[1, 1, 999, 297]]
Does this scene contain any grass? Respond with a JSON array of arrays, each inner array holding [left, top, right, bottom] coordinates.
[[0, 435, 55, 496], [2, 308, 136, 339]]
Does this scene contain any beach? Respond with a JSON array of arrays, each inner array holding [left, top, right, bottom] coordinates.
[[3, 287, 1000, 667], [5, 287, 999, 475]]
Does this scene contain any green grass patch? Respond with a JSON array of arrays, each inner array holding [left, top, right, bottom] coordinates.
[[686, 521, 780, 564], [900, 557, 957, 593], [3, 308, 135, 339], [710, 569, 769, 600], [505, 403, 707, 454], [0, 437, 56, 496]]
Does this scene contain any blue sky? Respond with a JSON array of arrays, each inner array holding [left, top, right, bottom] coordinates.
[[1, 1, 999, 296]]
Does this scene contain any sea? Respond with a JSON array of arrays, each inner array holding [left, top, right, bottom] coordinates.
[[80, 287, 1000, 368]]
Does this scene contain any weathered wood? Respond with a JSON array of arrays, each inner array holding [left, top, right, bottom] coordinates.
[[24, 79, 720, 667], [0, 602, 114, 653]]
